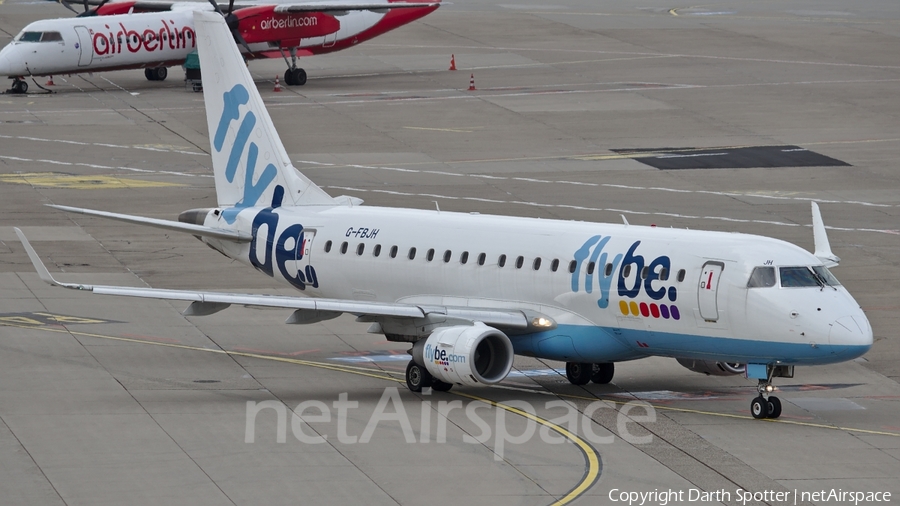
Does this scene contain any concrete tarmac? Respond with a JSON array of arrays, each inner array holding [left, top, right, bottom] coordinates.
[[0, 1, 898, 505]]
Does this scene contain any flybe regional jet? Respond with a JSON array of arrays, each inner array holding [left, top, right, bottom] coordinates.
[[17, 12, 872, 420]]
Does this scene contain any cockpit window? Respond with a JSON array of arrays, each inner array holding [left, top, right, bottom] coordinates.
[[16, 32, 42, 42], [747, 266, 776, 288], [812, 265, 841, 287], [15, 31, 63, 43], [780, 266, 840, 288]]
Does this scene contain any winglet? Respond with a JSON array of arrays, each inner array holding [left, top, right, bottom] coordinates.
[[14, 228, 93, 290], [811, 202, 840, 267]]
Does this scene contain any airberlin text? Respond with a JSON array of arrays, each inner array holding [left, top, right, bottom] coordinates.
[[245, 388, 657, 460], [91, 21, 195, 56], [259, 16, 318, 30]]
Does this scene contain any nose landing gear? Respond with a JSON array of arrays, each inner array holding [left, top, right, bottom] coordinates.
[[748, 364, 792, 419], [751, 380, 782, 419], [8, 77, 28, 94]]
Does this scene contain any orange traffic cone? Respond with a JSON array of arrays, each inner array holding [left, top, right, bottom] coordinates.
[[273, 75, 282, 92], [449, 54, 456, 71], [46, 75, 55, 86], [468, 73, 476, 91]]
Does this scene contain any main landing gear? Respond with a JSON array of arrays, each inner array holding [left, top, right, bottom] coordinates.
[[280, 47, 307, 86], [748, 363, 792, 419], [8, 77, 28, 94], [565, 362, 615, 385], [144, 67, 168, 81], [405, 360, 452, 393]]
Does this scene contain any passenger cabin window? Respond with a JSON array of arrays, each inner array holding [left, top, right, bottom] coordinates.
[[605, 263, 613, 276], [408, 247, 417, 260], [747, 267, 776, 288], [780, 266, 841, 288], [533, 258, 542, 271], [660, 267, 669, 281], [356, 243, 365, 256], [340, 242, 348, 254], [477, 253, 486, 266], [677, 269, 686, 282], [390, 246, 398, 258], [443, 250, 452, 263], [498, 254, 507, 268], [587, 261, 595, 275], [373, 244, 381, 257], [623, 265, 632, 278], [324, 240, 332, 253], [426, 248, 435, 262], [550, 259, 559, 272], [460, 251, 469, 264], [515, 256, 524, 269], [641, 266, 649, 279]]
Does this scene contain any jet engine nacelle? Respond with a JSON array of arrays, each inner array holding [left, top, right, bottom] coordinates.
[[676, 358, 745, 376], [412, 323, 514, 386]]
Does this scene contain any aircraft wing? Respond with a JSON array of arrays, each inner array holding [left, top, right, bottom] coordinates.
[[15, 227, 531, 330], [66, 0, 439, 13]]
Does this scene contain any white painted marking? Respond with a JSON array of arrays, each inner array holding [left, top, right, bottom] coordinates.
[[0, 134, 204, 156], [323, 185, 899, 235], [0, 155, 211, 179]]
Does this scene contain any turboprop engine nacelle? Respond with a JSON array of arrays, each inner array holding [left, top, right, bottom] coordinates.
[[676, 358, 746, 376], [412, 323, 514, 386]]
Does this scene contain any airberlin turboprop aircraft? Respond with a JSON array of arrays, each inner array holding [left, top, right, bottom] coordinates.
[[0, 0, 439, 93], [17, 12, 872, 420]]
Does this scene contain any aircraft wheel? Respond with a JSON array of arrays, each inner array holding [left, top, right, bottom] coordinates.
[[405, 360, 432, 392], [431, 379, 452, 392], [293, 68, 307, 86], [144, 68, 156, 81], [12, 80, 27, 94], [766, 396, 782, 419], [283, 69, 295, 86], [750, 396, 768, 419], [565, 362, 592, 385], [155, 67, 167, 81], [591, 363, 614, 384]]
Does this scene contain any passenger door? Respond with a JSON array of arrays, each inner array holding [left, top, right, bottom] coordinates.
[[698, 261, 724, 321]]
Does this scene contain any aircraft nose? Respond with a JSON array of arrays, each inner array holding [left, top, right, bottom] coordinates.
[[829, 314, 873, 349], [0, 53, 12, 76]]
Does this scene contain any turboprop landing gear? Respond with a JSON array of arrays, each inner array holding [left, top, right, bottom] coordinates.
[[280, 47, 307, 86], [8, 77, 28, 94], [144, 67, 168, 81], [406, 360, 432, 392], [748, 363, 792, 419]]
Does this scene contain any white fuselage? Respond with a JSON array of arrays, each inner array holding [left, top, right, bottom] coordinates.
[[200, 204, 873, 367], [0, 8, 388, 77]]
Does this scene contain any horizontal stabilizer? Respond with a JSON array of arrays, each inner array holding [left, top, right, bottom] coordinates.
[[811, 202, 840, 267], [47, 204, 251, 242]]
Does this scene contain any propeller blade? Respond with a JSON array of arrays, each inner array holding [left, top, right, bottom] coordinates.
[[56, 0, 79, 14], [232, 29, 253, 55], [227, 0, 235, 16]]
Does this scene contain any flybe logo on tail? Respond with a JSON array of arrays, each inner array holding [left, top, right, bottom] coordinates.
[[572, 236, 680, 319], [215, 84, 278, 224]]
